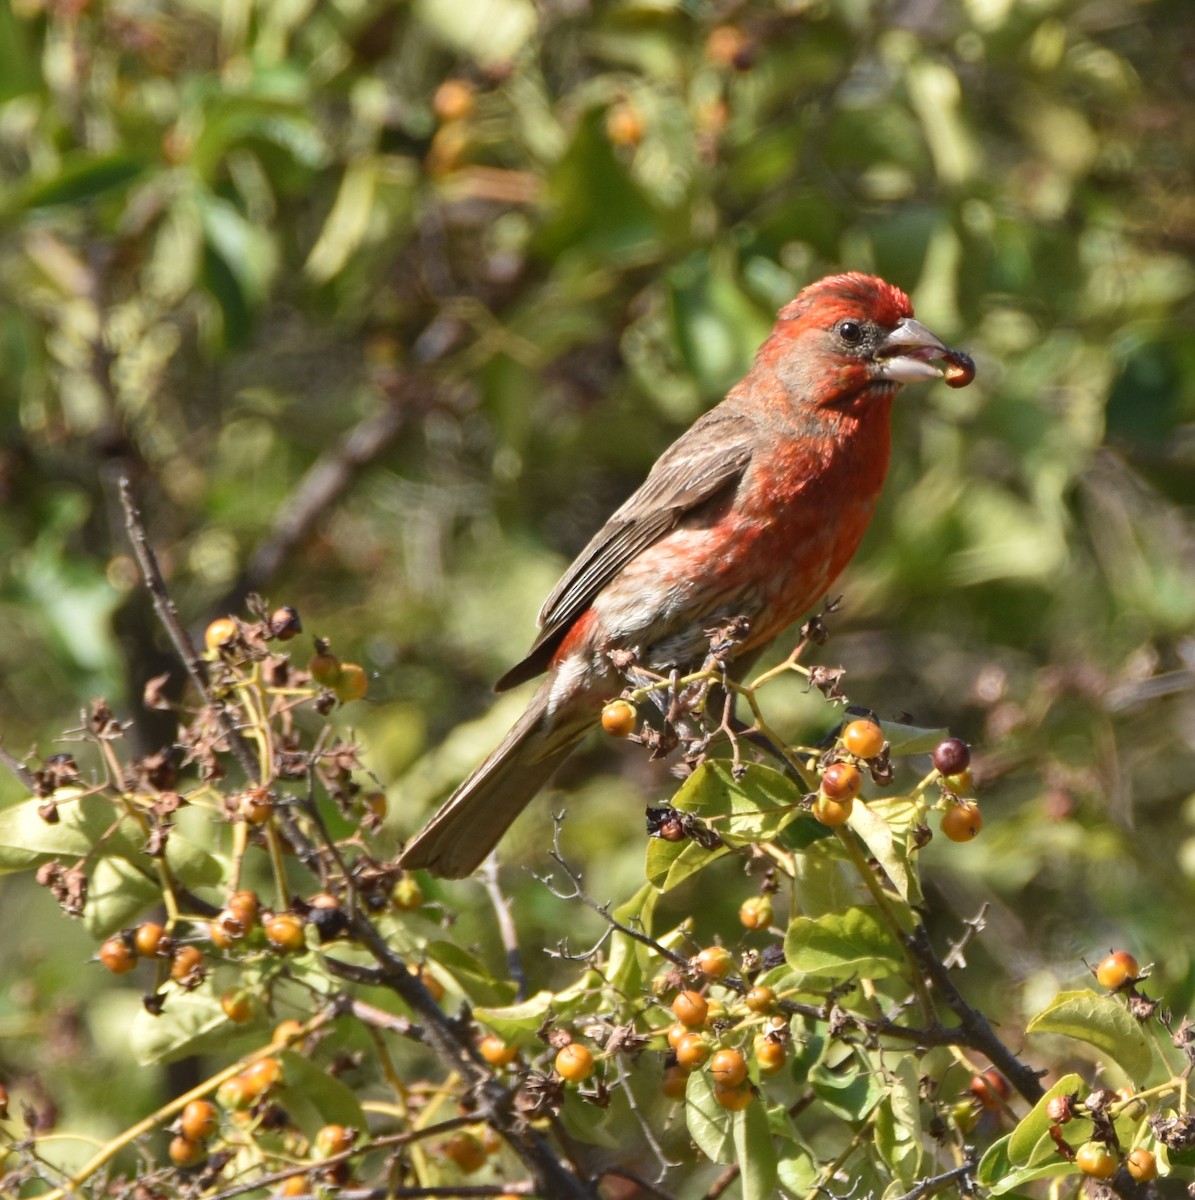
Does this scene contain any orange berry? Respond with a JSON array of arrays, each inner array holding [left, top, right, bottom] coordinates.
[[662, 1064, 689, 1099], [242, 1057, 282, 1098], [269, 606, 302, 641], [1095, 950, 1140, 992], [238, 787, 273, 824], [820, 762, 862, 802], [605, 103, 645, 147], [695, 946, 734, 980], [433, 79, 475, 123], [812, 792, 853, 826], [226, 890, 259, 926], [412, 964, 444, 1003], [169, 1134, 206, 1167], [1126, 1148, 1157, 1183], [709, 1048, 748, 1088], [601, 698, 638, 737], [842, 719, 884, 759], [969, 1069, 1010, 1110], [133, 922, 165, 957], [170, 945, 204, 983], [221, 990, 253, 1023], [754, 1036, 786, 1074], [671, 990, 708, 1028], [272, 1018, 305, 1046], [555, 1043, 595, 1083], [705, 25, 747, 66], [666, 1023, 688, 1050], [333, 663, 368, 702], [478, 1035, 518, 1067], [745, 986, 776, 1014], [441, 1130, 486, 1173], [180, 1099, 218, 1142], [209, 911, 245, 950], [204, 617, 238, 653], [278, 1176, 309, 1196], [940, 800, 982, 842], [738, 895, 774, 930], [314, 1123, 356, 1158], [1075, 1141, 1117, 1180], [308, 650, 341, 686], [99, 935, 137, 974], [216, 1075, 253, 1111], [713, 1081, 753, 1111], [673, 1032, 711, 1069], [264, 913, 306, 953]]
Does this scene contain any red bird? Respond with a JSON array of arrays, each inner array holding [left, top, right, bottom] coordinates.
[[399, 273, 974, 877]]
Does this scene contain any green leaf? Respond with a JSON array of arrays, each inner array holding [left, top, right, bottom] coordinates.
[[21, 154, 144, 210], [82, 852, 158, 937], [473, 991, 555, 1040], [881, 720, 949, 756], [1007, 1073, 1086, 1165], [977, 1127, 1079, 1199], [848, 799, 922, 905], [648, 761, 805, 890], [423, 940, 518, 1007], [277, 1049, 367, 1132], [0, 792, 113, 873], [1026, 990, 1153, 1082], [810, 1054, 884, 1121], [734, 1090, 778, 1200], [672, 761, 802, 833], [130, 989, 232, 1065], [778, 1149, 818, 1196], [685, 1067, 735, 1164], [785, 906, 905, 979], [873, 1057, 923, 1187], [605, 882, 658, 993], [645, 830, 730, 891]]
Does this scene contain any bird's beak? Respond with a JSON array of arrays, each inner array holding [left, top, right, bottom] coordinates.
[[873, 317, 953, 383]]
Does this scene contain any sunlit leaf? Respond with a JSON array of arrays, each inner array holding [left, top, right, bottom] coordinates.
[[1026, 990, 1153, 1082], [785, 906, 905, 979]]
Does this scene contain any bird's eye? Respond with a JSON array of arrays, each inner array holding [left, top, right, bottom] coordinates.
[[837, 319, 863, 345]]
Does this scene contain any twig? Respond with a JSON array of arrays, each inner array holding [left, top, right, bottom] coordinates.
[[704, 1161, 740, 1198], [479, 854, 527, 1000], [906, 924, 1045, 1103], [888, 1155, 976, 1200], [118, 476, 260, 784], [204, 1118, 485, 1200], [0, 740, 38, 791]]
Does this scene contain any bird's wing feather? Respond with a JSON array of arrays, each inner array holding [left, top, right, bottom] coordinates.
[[495, 407, 755, 690]]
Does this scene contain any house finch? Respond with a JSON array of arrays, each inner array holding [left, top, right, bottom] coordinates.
[[400, 273, 974, 877]]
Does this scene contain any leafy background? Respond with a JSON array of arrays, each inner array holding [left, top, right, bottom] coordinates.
[[1, 0, 1193, 1162]]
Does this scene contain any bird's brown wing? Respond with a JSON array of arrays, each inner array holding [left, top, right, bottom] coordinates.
[[495, 406, 756, 691]]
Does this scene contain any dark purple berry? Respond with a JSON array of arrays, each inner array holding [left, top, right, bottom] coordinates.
[[932, 737, 971, 776]]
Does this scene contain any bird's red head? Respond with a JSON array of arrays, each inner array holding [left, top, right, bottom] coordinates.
[[777, 272, 913, 328], [753, 272, 972, 412]]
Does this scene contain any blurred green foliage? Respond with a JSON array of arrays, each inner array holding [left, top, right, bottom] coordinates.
[[1, 0, 1194, 1166]]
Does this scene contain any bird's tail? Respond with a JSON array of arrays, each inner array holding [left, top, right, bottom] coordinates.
[[397, 683, 591, 878]]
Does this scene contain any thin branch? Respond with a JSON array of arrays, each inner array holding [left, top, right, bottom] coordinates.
[[479, 853, 527, 1000], [0, 740, 38, 791], [888, 1155, 976, 1200], [906, 924, 1045, 1103], [118, 476, 260, 784]]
